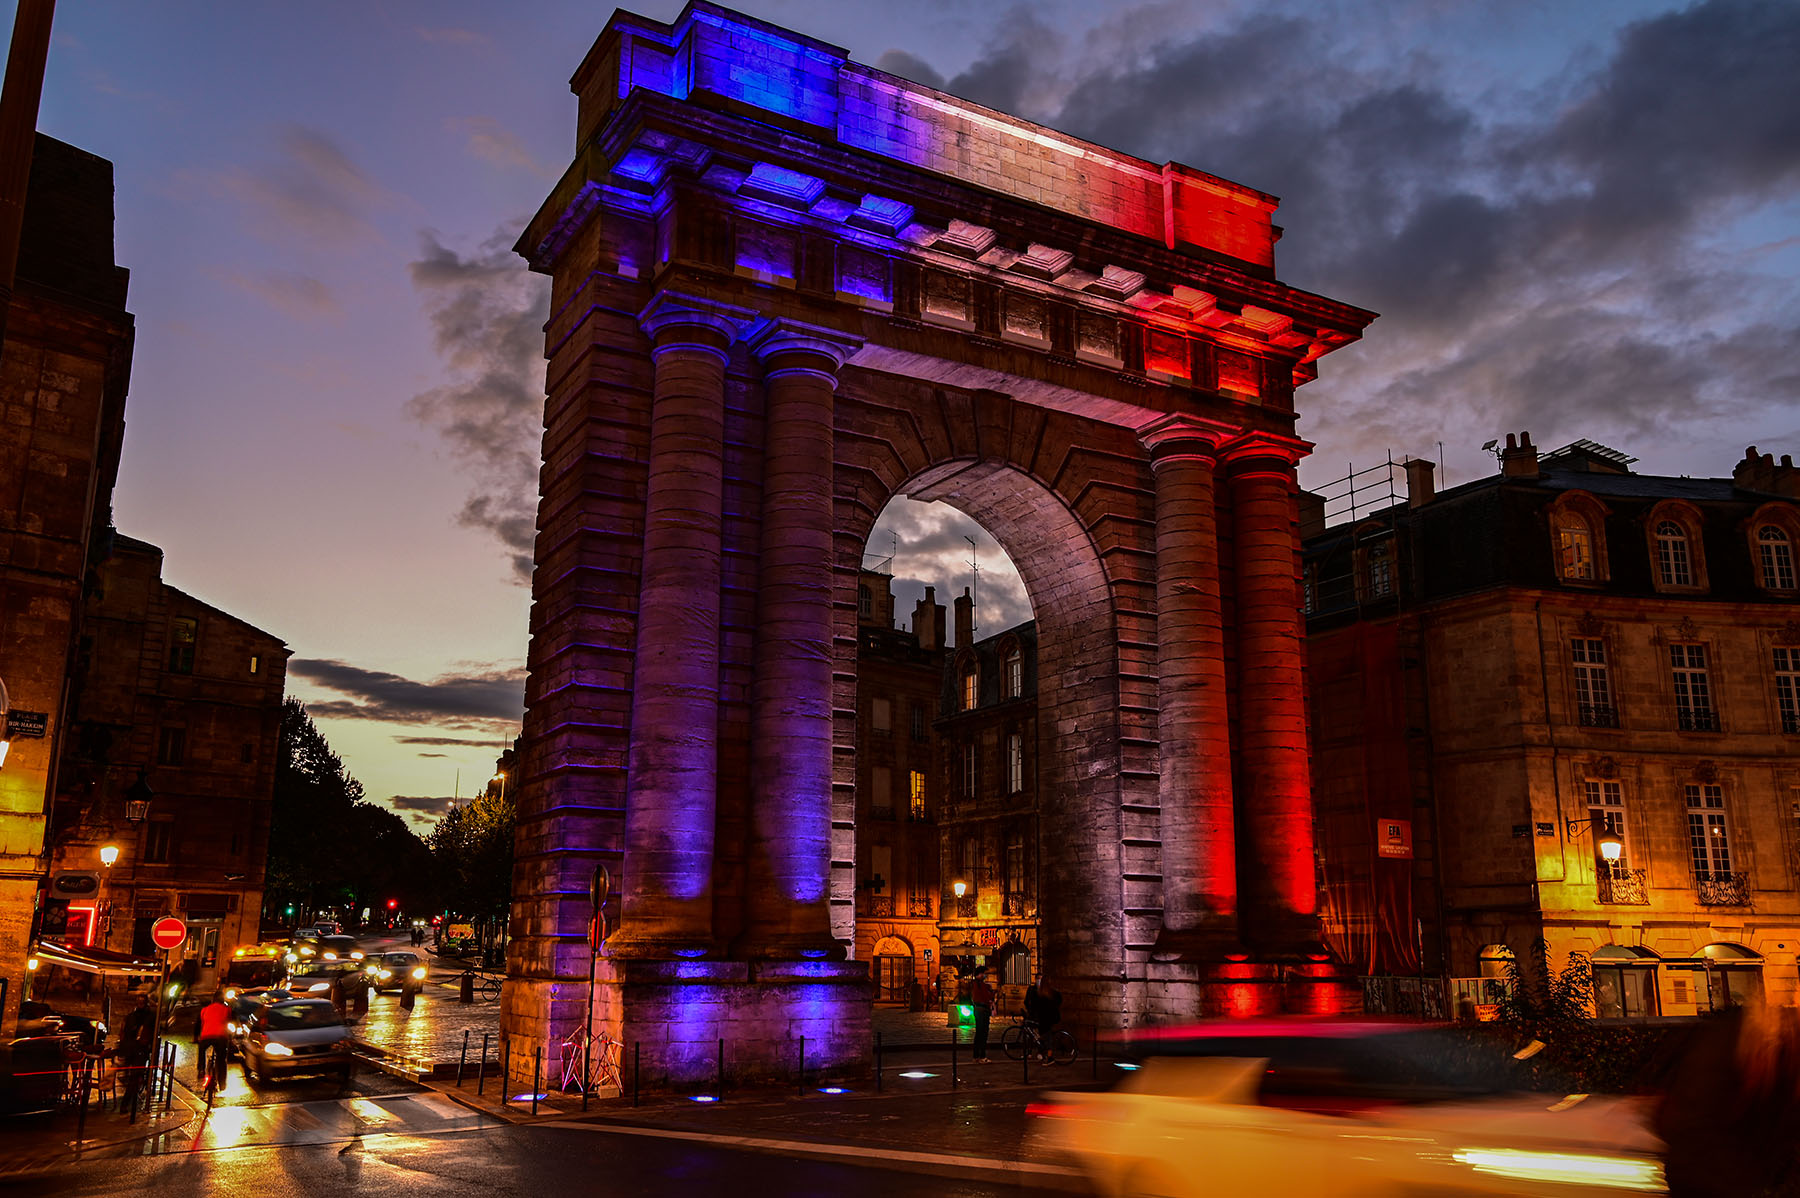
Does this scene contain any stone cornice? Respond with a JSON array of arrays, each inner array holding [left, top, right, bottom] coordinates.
[[638, 291, 756, 349], [744, 318, 863, 376], [1219, 429, 1312, 469], [1137, 413, 1242, 465]]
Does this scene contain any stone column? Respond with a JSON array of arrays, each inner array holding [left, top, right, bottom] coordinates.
[[610, 293, 750, 959], [740, 320, 862, 958], [1223, 432, 1318, 953], [1139, 416, 1241, 958]]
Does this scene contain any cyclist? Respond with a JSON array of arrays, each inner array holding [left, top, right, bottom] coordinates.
[[195, 992, 231, 1092], [1024, 978, 1064, 1062]]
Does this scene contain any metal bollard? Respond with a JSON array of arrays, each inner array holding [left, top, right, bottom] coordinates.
[[533, 1046, 542, 1116], [477, 1032, 490, 1096], [1023, 1035, 1030, 1085], [874, 1031, 882, 1093], [797, 1034, 804, 1096], [951, 1026, 959, 1089], [500, 1043, 510, 1109], [75, 1057, 91, 1141], [163, 1042, 174, 1111], [716, 1038, 724, 1102], [633, 1042, 640, 1109], [457, 1030, 470, 1088], [1092, 1029, 1099, 1080]]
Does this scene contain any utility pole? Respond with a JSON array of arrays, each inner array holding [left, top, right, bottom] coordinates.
[[964, 535, 980, 641]]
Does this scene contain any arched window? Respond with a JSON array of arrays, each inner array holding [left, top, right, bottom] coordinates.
[[1758, 525, 1796, 591], [1656, 521, 1693, 587], [1558, 517, 1595, 580], [961, 665, 979, 711]]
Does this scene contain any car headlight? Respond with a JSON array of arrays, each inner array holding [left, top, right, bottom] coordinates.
[[411, 967, 427, 980], [377, 970, 392, 979], [299, 947, 315, 957], [350, 951, 364, 960], [1453, 1149, 1663, 1191], [284, 953, 298, 964], [263, 1043, 295, 1057], [322, 952, 338, 961], [224, 989, 238, 1000], [308, 983, 330, 992]]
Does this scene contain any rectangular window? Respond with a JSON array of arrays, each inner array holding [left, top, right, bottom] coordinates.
[[1004, 653, 1022, 700], [1584, 779, 1627, 865], [157, 726, 186, 767], [249, 654, 260, 675], [1367, 544, 1393, 598], [145, 822, 174, 864], [168, 617, 197, 675], [1776, 647, 1800, 734], [1685, 784, 1731, 878], [871, 698, 891, 733], [962, 669, 978, 711], [908, 770, 926, 820], [958, 836, 979, 893], [1006, 732, 1024, 794], [1302, 567, 1316, 616], [910, 704, 927, 741], [1572, 638, 1615, 726], [1559, 525, 1594, 580], [1004, 827, 1026, 901], [960, 743, 977, 798], [1671, 644, 1717, 730], [871, 766, 893, 819]]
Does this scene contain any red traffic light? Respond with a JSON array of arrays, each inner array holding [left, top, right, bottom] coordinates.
[[387, 899, 398, 909]]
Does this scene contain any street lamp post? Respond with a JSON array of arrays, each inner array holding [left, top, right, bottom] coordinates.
[[98, 843, 120, 949]]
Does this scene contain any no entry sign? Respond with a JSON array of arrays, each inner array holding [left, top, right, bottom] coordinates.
[[151, 916, 187, 950]]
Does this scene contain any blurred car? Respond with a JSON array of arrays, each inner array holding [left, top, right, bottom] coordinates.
[[15, 1000, 106, 1050], [365, 951, 427, 994], [0, 1035, 71, 1114], [222, 988, 293, 1054], [235, 999, 354, 1084], [286, 934, 364, 967], [1031, 1021, 1666, 1197], [285, 959, 368, 998]]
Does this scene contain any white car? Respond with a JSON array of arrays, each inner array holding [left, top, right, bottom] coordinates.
[[1032, 1021, 1665, 1196]]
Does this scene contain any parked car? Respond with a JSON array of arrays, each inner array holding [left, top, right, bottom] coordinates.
[[15, 1000, 105, 1051], [285, 959, 367, 998], [1031, 1021, 1666, 1197], [234, 999, 354, 1085], [365, 952, 427, 994]]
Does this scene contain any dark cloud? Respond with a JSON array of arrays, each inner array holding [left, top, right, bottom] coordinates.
[[869, 497, 1032, 644], [928, 0, 1800, 471], [389, 794, 457, 816], [394, 735, 516, 748], [290, 658, 525, 726], [873, 49, 944, 90], [406, 227, 550, 582], [416, 752, 449, 759]]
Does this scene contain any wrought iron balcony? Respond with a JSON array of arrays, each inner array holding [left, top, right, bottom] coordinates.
[[1695, 871, 1751, 906], [907, 895, 933, 919], [1578, 703, 1619, 728], [1596, 867, 1648, 905], [863, 894, 894, 917], [954, 894, 977, 918], [1677, 707, 1720, 732], [1002, 892, 1031, 917]]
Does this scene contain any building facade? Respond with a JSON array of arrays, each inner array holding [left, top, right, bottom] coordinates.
[[1305, 436, 1800, 1015], [936, 594, 1041, 1006], [41, 534, 288, 1006], [0, 135, 133, 1031], [851, 571, 944, 1002]]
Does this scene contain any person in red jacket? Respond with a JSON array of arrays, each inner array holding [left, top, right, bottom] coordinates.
[[195, 993, 231, 1087], [969, 969, 996, 1063]]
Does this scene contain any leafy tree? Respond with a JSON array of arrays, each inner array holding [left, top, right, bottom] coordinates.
[[426, 784, 514, 921]]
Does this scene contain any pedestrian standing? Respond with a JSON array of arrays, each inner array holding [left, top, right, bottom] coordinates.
[[970, 969, 996, 1063], [119, 995, 155, 1116]]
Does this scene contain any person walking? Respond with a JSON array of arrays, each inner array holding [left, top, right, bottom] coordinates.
[[119, 994, 155, 1116], [970, 968, 996, 1063]]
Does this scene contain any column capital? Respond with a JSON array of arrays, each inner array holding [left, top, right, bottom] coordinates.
[[639, 292, 756, 354], [1219, 430, 1312, 473], [1137, 414, 1241, 466], [745, 318, 863, 379]]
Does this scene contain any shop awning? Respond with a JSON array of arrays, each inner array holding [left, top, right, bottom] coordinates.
[[33, 939, 163, 977]]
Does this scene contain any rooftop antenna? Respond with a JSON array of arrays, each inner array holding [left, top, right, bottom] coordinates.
[[1437, 439, 1447, 489], [964, 534, 980, 640]]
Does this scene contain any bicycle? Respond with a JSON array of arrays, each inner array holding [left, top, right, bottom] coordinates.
[[1000, 1018, 1076, 1064], [559, 1027, 623, 1093], [199, 1037, 229, 1108], [462, 969, 503, 1002]]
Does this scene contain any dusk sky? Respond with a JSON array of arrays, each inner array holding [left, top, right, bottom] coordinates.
[[22, 0, 1798, 831]]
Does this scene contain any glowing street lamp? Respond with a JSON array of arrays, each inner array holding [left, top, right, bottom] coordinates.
[[952, 881, 967, 899], [99, 844, 120, 868], [494, 771, 507, 801]]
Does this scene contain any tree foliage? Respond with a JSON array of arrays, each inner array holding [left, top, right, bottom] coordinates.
[[265, 699, 436, 924], [426, 785, 514, 919]]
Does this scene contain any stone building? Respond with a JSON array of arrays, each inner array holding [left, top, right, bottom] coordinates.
[[936, 594, 1040, 1004], [42, 534, 288, 1003], [0, 135, 132, 1031], [1305, 436, 1800, 1015], [851, 570, 944, 1001]]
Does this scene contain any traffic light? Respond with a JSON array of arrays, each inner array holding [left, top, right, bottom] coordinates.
[[387, 899, 398, 910]]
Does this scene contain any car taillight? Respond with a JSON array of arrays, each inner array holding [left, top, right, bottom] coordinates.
[[1025, 1102, 1081, 1119]]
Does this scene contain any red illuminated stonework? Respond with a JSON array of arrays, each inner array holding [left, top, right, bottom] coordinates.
[[505, 1, 1374, 1086]]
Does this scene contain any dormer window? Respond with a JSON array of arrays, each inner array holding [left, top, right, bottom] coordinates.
[[961, 665, 978, 711], [1656, 522, 1693, 587], [1002, 645, 1022, 699], [1559, 522, 1595, 580], [1758, 525, 1796, 591]]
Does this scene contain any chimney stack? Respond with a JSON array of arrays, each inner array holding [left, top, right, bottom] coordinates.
[[1734, 445, 1800, 498], [1404, 457, 1436, 507], [1501, 431, 1540, 479], [953, 587, 973, 649], [913, 587, 946, 651]]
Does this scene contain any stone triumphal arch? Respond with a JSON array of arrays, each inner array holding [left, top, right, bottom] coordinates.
[[504, 2, 1374, 1084]]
